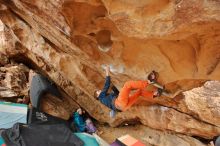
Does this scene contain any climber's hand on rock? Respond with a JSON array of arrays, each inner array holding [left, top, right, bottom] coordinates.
[[105, 66, 110, 76]]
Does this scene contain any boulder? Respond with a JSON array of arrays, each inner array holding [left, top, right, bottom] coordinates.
[[0, 0, 220, 143]]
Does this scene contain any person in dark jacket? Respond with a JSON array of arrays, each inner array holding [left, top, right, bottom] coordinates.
[[73, 108, 96, 134], [94, 66, 162, 116]]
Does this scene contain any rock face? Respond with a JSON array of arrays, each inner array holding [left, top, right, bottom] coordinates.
[[0, 64, 29, 98], [177, 81, 220, 127], [0, 0, 220, 145], [99, 125, 207, 146]]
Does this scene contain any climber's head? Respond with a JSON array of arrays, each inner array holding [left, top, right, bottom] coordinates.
[[94, 90, 101, 100], [147, 70, 156, 83]]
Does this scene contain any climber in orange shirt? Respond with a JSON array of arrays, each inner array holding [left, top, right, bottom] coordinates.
[[94, 66, 163, 117]]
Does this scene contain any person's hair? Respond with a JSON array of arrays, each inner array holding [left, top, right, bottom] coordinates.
[[94, 90, 99, 100], [148, 75, 152, 81], [147, 71, 156, 82]]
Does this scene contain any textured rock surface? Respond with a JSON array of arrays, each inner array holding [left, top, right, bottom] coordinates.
[[99, 125, 207, 146], [102, 0, 220, 38], [0, 64, 29, 98], [176, 81, 220, 127], [41, 93, 79, 120], [0, 0, 220, 145], [0, 53, 8, 66]]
